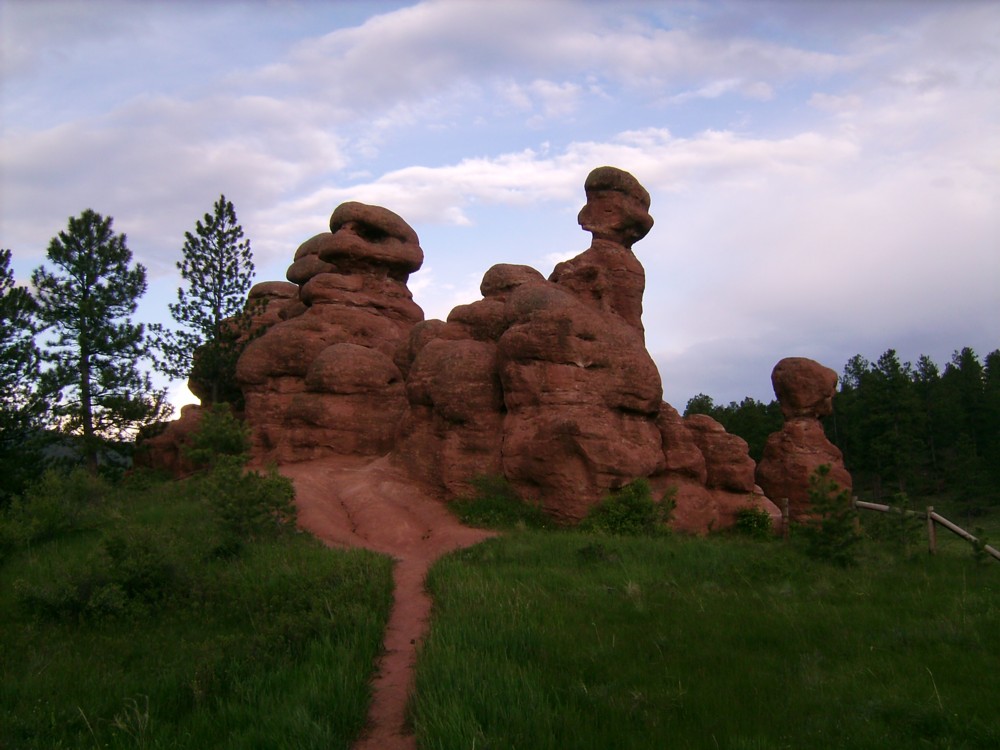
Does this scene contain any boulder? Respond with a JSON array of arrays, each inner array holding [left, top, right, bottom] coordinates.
[[771, 357, 838, 419], [133, 404, 204, 477], [756, 357, 852, 520], [683, 414, 757, 493]]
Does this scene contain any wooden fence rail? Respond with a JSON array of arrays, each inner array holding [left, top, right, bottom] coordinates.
[[852, 498, 1000, 562]]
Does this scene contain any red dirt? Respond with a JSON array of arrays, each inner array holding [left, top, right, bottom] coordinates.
[[278, 455, 496, 750]]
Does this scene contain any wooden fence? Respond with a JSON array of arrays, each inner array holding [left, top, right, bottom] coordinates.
[[852, 499, 1000, 562]]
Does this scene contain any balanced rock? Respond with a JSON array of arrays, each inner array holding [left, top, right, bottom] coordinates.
[[756, 357, 852, 520], [771, 356, 838, 419], [548, 166, 652, 333]]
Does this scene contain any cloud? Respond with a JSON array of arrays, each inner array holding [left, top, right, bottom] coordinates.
[[2, 0, 996, 410]]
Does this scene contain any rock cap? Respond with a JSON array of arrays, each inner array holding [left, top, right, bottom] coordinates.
[[323, 201, 423, 274], [577, 166, 654, 247], [771, 357, 838, 419]]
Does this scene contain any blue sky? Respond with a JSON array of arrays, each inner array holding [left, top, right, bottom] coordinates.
[[2, 0, 998, 412]]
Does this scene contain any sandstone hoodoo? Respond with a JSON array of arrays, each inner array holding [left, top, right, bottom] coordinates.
[[234, 203, 423, 464], [755, 357, 852, 521], [146, 167, 848, 533]]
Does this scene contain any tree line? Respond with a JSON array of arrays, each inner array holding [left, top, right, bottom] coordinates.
[[685, 347, 1000, 508], [1, 197, 255, 502]]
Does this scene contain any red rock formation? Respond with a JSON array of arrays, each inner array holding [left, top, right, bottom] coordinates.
[[548, 166, 652, 334], [235, 203, 424, 463], [148, 165, 805, 534], [133, 404, 204, 477], [651, 405, 779, 534], [756, 357, 852, 521]]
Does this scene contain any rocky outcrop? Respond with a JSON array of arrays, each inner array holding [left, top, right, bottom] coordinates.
[[235, 203, 424, 463], [144, 166, 844, 534], [391, 166, 770, 526], [133, 404, 204, 477], [756, 357, 852, 520]]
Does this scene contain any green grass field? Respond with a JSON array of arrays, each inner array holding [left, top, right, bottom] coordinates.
[[0, 469, 393, 750], [3, 467, 997, 750], [412, 527, 999, 749]]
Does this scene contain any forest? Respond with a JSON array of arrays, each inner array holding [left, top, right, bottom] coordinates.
[[685, 346, 1000, 509]]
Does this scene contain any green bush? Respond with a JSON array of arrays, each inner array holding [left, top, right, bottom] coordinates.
[[449, 474, 550, 530], [182, 403, 250, 469], [14, 526, 181, 622], [579, 479, 674, 536], [1, 467, 107, 550], [734, 505, 773, 538], [194, 456, 297, 541], [799, 464, 861, 567]]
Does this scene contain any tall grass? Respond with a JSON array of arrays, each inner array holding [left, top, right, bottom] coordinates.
[[0, 469, 393, 749], [413, 530, 999, 749]]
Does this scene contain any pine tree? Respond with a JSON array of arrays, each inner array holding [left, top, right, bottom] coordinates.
[[152, 195, 255, 406], [1, 248, 44, 500], [31, 210, 170, 473]]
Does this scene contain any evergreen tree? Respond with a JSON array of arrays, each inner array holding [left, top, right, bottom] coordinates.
[[152, 195, 255, 406], [684, 393, 717, 417], [0, 249, 44, 501], [31, 210, 170, 473], [868, 349, 923, 494], [982, 350, 1000, 495], [940, 347, 990, 503]]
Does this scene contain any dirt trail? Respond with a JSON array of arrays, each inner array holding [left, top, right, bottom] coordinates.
[[278, 456, 495, 750]]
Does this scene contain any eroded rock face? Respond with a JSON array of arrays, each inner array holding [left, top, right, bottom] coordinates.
[[235, 203, 424, 463], [392, 166, 765, 526], [148, 165, 820, 534], [756, 357, 852, 520], [496, 283, 665, 520], [548, 166, 653, 334], [134, 405, 204, 477]]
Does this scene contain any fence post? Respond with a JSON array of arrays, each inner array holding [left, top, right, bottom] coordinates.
[[926, 506, 936, 555], [782, 498, 790, 540]]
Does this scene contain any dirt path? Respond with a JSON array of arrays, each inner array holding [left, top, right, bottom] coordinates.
[[278, 456, 495, 750]]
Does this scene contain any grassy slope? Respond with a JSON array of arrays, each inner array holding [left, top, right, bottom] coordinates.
[[414, 530, 999, 750], [0, 473, 393, 750]]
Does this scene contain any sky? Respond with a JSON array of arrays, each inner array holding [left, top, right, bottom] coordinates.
[[2, 0, 998, 412]]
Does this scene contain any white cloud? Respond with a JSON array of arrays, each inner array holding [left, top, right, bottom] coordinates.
[[2, 0, 997, 411]]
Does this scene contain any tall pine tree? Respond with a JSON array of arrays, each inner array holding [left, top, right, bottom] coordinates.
[[1, 248, 44, 500], [152, 195, 255, 406], [32, 210, 170, 473]]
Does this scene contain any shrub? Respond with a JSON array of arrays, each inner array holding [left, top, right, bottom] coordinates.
[[1, 467, 107, 549], [734, 505, 773, 538], [183, 403, 250, 469], [195, 456, 297, 541], [448, 474, 550, 530], [799, 464, 861, 567], [14, 527, 181, 622], [580, 479, 675, 536]]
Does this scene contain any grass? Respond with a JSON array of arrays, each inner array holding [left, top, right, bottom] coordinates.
[[412, 526, 999, 749], [4, 462, 997, 749], [0, 469, 393, 750]]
